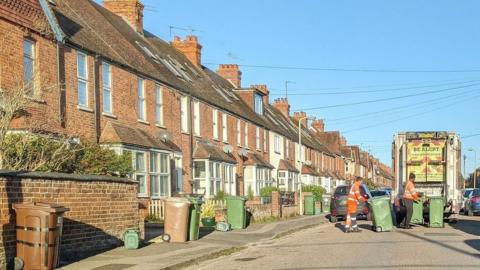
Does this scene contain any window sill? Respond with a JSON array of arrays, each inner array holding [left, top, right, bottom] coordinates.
[[102, 112, 117, 119], [213, 138, 220, 142], [138, 119, 150, 125], [156, 124, 166, 129], [77, 105, 94, 113], [194, 134, 202, 138], [24, 95, 46, 104], [181, 131, 190, 135], [137, 194, 149, 198]]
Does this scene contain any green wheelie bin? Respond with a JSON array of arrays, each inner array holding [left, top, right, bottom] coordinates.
[[369, 195, 394, 232], [187, 197, 202, 241], [411, 199, 424, 225], [304, 195, 315, 215], [428, 196, 444, 228], [226, 196, 247, 229]]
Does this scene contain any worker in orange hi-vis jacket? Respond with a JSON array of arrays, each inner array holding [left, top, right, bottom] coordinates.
[[345, 177, 368, 233], [402, 172, 420, 229]]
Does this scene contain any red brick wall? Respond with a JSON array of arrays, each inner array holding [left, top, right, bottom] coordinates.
[[0, 172, 140, 268]]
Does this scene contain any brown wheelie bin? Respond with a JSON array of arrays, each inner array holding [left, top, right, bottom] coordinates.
[[13, 202, 69, 270], [163, 198, 191, 243]]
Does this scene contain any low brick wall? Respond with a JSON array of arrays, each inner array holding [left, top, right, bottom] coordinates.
[[281, 205, 299, 218], [0, 171, 140, 269], [248, 204, 272, 221]]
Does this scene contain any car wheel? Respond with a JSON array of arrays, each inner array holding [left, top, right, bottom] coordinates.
[[330, 215, 338, 223]]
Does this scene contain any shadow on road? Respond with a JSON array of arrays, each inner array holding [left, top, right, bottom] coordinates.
[[450, 218, 480, 236]]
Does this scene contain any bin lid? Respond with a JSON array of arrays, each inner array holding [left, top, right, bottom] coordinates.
[[164, 197, 191, 204], [13, 202, 70, 213]]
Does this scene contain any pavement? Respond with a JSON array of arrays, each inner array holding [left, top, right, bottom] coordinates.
[[191, 215, 480, 270], [59, 214, 326, 270]]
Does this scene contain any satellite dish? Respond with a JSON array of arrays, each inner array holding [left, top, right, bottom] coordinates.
[[223, 145, 233, 153], [157, 130, 172, 142], [238, 149, 248, 157]]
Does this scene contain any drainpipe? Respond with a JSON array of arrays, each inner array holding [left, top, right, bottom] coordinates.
[[189, 95, 194, 195], [56, 43, 66, 128], [93, 56, 101, 142]]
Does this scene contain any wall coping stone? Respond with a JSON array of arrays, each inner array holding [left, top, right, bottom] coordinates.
[[0, 170, 137, 184]]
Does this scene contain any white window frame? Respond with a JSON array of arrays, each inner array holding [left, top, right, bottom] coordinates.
[[222, 113, 228, 142], [213, 109, 218, 139], [180, 95, 189, 133], [244, 123, 249, 148], [155, 84, 163, 126], [236, 119, 241, 146], [102, 61, 113, 113], [193, 100, 200, 136], [278, 171, 287, 185], [76, 51, 88, 107], [137, 77, 146, 121], [254, 93, 263, 115], [150, 151, 171, 198], [175, 157, 183, 192], [23, 39, 35, 96], [133, 151, 147, 196], [193, 160, 207, 194], [208, 161, 222, 197], [224, 164, 236, 195], [274, 135, 281, 154]]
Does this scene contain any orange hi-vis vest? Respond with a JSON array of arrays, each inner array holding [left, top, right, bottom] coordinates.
[[347, 182, 366, 214], [403, 180, 419, 200]]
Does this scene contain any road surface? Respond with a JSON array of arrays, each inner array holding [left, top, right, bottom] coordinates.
[[188, 216, 480, 270]]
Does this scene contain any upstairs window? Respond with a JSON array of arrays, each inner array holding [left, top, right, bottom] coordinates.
[[213, 109, 218, 139], [76, 51, 88, 107], [222, 113, 228, 142], [23, 39, 35, 96], [254, 93, 263, 115], [236, 119, 241, 146], [155, 85, 163, 126], [193, 100, 200, 136], [180, 95, 189, 133], [274, 135, 281, 154], [137, 77, 146, 121], [102, 62, 112, 113]]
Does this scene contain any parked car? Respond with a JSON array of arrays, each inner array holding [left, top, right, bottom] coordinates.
[[464, 188, 480, 216], [329, 184, 370, 222], [461, 188, 475, 213]]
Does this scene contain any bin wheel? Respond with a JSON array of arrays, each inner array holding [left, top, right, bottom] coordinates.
[[14, 257, 24, 270], [329, 216, 337, 223], [376, 227, 382, 232], [162, 234, 171, 242]]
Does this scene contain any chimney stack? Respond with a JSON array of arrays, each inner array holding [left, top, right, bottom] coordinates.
[[251, 84, 269, 104], [272, 98, 290, 118], [293, 111, 307, 128], [216, 64, 241, 88], [340, 136, 347, 146], [171, 35, 203, 67], [311, 119, 325, 132], [104, 0, 144, 34]]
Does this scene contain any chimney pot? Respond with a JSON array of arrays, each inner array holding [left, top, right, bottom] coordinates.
[[171, 35, 203, 67], [273, 98, 290, 118]]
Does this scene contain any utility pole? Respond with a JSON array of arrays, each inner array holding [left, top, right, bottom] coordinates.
[[468, 148, 477, 188], [463, 154, 466, 189]]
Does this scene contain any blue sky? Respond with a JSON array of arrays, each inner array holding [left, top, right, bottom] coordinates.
[[106, 1, 479, 173]]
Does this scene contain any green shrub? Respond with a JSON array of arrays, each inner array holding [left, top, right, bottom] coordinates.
[[76, 143, 132, 177], [200, 200, 216, 219], [301, 185, 326, 202], [0, 134, 133, 177], [260, 186, 279, 197], [214, 190, 226, 200], [247, 185, 254, 200]]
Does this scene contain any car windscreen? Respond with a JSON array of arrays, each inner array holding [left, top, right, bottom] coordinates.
[[464, 190, 474, 198], [472, 189, 480, 197], [335, 186, 348, 195]]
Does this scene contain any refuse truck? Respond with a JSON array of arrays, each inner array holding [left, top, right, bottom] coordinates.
[[392, 131, 461, 223]]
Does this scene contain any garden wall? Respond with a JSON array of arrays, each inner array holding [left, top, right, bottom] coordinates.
[[0, 171, 141, 269]]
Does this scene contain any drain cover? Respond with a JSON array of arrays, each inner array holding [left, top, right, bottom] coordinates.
[[424, 233, 461, 237]]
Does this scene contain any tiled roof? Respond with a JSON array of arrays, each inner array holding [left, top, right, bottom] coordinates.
[[192, 140, 237, 164], [278, 159, 299, 173], [243, 152, 274, 169], [301, 165, 320, 176], [99, 121, 179, 151]]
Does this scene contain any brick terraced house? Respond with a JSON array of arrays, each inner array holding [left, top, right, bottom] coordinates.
[[0, 0, 393, 205]]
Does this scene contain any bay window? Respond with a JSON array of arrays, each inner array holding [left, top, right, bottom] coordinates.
[[150, 152, 170, 198], [134, 151, 147, 196]]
